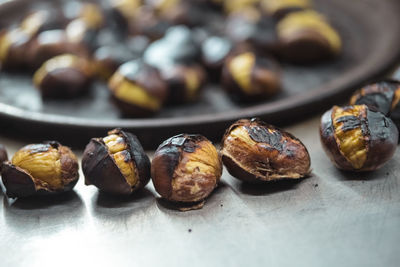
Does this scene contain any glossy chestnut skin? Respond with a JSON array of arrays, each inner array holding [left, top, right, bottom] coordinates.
[[0, 28, 35, 70], [108, 59, 168, 117], [350, 80, 400, 131], [82, 129, 151, 195], [93, 45, 137, 80], [276, 10, 341, 63], [201, 36, 232, 81], [151, 134, 222, 204], [27, 29, 89, 70], [161, 63, 206, 105], [221, 118, 311, 183], [393, 67, 400, 82], [19, 8, 68, 36], [320, 105, 398, 172], [1, 141, 79, 198], [221, 51, 281, 102], [33, 54, 93, 99]]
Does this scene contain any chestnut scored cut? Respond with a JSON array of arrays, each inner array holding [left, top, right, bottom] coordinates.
[[221, 118, 311, 183], [320, 105, 398, 172], [222, 51, 281, 102], [350, 80, 400, 131], [82, 129, 150, 195], [151, 134, 222, 206], [1, 142, 79, 198], [261, 0, 311, 19]]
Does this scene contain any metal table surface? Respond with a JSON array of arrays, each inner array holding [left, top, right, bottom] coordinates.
[[0, 115, 399, 267]]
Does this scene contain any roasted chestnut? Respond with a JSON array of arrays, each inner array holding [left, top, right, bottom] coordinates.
[[1, 141, 79, 198], [144, 25, 201, 69], [93, 45, 137, 80], [223, 0, 260, 14], [222, 51, 281, 102], [221, 118, 311, 183], [0, 28, 35, 70], [225, 7, 278, 53], [320, 105, 398, 172], [82, 129, 151, 195], [350, 81, 400, 130], [33, 54, 93, 99], [19, 8, 68, 36], [27, 29, 89, 70], [108, 0, 142, 32], [108, 59, 168, 117], [276, 10, 341, 63], [261, 0, 311, 19], [161, 63, 206, 105], [151, 134, 222, 208], [201, 36, 232, 81]]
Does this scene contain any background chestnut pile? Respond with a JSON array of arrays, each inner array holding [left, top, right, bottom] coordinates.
[[0, 0, 341, 117]]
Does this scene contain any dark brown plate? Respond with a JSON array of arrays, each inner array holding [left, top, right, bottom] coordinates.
[[1, 0, 400, 149]]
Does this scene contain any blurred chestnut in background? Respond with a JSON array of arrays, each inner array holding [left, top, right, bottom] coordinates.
[[0, 28, 35, 70], [19, 8, 68, 36], [1, 141, 79, 198], [201, 36, 232, 81], [27, 29, 89, 70], [320, 105, 398, 172], [33, 54, 93, 99], [93, 45, 137, 80], [161, 63, 206, 105], [82, 129, 150, 195], [350, 81, 400, 131], [151, 134, 222, 208], [261, 0, 311, 20], [221, 118, 311, 183], [276, 10, 341, 63], [222, 51, 281, 102], [108, 59, 168, 117]]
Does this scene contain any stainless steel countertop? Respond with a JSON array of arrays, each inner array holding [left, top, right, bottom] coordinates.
[[0, 115, 399, 267]]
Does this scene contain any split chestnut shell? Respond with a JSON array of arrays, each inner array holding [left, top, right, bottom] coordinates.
[[221, 118, 311, 182], [1, 141, 79, 198], [82, 129, 150, 195]]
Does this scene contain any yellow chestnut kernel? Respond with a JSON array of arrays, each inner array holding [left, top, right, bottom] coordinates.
[[228, 52, 255, 93], [183, 140, 221, 176], [12, 145, 62, 188], [184, 68, 201, 100], [262, 0, 311, 13], [333, 106, 367, 169], [103, 134, 127, 154], [109, 73, 161, 110]]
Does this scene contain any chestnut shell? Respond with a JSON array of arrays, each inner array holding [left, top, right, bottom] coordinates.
[[151, 134, 222, 203], [221, 118, 311, 183], [82, 129, 151, 195], [320, 105, 399, 171], [1, 142, 79, 198]]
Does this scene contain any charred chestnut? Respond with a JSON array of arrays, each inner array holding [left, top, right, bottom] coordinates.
[[221, 118, 311, 183], [276, 10, 341, 63], [33, 54, 93, 99], [151, 134, 222, 207], [1, 142, 79, 198], [108, 59, 168, 117], [161, 63, 206, 105], [320, 105, 398, 172], [27, 29, 89, 70], [261, 0, 311, 20], [82, 129, 150, 195], [222, 51, 281, 102], [350, 80, 400, 131]]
